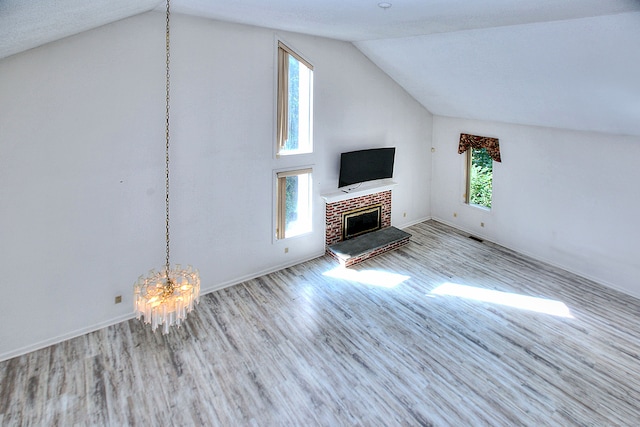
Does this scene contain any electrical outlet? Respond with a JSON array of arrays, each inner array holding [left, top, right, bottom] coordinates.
[[453, 212, 457, 218], [481, 222, 485, 227], [403, 212, 407, 217], [115, 295, 122, 304], [284, 247, 289, 253]]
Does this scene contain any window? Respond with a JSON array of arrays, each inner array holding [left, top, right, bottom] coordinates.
[[458, 133, 501, 210], [276, 168, 313, 239], [466, 147, 493, 209], [277, 41, 313, 156]]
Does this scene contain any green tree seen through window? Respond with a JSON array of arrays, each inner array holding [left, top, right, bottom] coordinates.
[[469, 148, 493, 209], [285, 175, 298, 225]]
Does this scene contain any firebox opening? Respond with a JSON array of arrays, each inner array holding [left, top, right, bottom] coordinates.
[[342, 204, 382, 240]]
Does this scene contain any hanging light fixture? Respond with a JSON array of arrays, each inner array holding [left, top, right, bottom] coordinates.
[[133, 0, 200, 334]]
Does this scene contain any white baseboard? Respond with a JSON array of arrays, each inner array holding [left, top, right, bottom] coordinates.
[[199, 250, 327, 296], [431, 217, 640, 302], [12, 216, 633, 363], [396, 215, 432, 230], [0, 250, 327, 363], [0, 313, 135, 363]]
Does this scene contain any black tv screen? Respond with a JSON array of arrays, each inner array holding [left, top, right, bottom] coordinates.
[[338, 147, 395, 188]]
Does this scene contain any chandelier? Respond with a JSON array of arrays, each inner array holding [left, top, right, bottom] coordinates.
[[134, 0, 200, 334]]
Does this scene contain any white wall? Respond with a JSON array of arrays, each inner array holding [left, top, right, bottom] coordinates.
[[0, 12, 433, 360], [431, 116, 640, 298]]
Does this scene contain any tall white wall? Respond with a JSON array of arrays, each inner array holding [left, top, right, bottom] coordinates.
[[431, 116, 640, 298], [0, 12, 433, 360]]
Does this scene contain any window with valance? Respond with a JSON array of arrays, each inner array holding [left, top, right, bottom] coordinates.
[[458, 133, 501, 162], [459, 133, 501, 209]]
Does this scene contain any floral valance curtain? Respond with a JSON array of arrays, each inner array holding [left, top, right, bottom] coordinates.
[[458, 133, 501, 162]]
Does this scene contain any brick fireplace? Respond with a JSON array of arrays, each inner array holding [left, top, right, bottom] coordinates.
[[322, 183, 410, 267], [325, 190, 391, 247]]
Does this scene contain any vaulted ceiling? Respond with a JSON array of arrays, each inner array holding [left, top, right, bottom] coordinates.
[[2, 0, 640, 136]]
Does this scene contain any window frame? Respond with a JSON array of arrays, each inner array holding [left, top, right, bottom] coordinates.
[[465, 147, 493, 210], [275, 167, 313, 240], [276, 40, 314, 157]]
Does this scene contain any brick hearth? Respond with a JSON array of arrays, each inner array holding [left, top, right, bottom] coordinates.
[[326, 226, 411, 267]]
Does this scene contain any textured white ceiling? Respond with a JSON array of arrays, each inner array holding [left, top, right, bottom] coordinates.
[[356, 12, 640, 136], [1, 0, 640, 136], [168, 0, 640, 41], [0, 0, 161, 60]]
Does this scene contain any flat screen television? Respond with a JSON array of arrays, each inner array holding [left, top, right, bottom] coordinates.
[[338, 147, 395, 188]]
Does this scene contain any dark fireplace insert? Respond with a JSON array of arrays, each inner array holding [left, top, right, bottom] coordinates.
[[342, 204, 382, 240]]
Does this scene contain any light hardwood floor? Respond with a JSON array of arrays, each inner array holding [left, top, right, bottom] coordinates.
[[1, 220, 639, 426]]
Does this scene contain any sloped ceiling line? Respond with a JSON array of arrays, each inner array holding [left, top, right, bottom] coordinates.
[[1, 0, 639, 137]]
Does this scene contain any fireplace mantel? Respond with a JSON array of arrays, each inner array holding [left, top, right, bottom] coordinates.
[[320, 179, 397, 204]]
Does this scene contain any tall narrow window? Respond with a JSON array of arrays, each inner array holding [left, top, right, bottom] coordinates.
[[466, 148, 493, 208], [276, 168, 313, 239], [277, 41, 313, 156], [458, 133, 501, 210]]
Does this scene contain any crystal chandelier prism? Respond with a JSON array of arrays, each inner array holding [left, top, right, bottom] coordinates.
[[134, 265, 200, 334], [134, 0, 200, 334]]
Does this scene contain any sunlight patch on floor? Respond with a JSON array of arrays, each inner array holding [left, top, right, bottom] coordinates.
[[323, 267, 410, 288], [431, 282, 573, 318]]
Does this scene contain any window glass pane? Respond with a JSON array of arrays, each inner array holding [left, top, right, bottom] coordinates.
[[284, 173, 311, 237], [469, 148, 493, 209], [277, 170, 312, 239], [285, 175, 299, 225], [278, 46, 313, 155]]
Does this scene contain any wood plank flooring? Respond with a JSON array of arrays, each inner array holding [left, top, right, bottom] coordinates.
[[1, 220, 640, 426]]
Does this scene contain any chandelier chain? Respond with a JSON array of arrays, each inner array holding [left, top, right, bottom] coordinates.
[[164, 0, 171, 278], [133, 0, 200, 335]]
